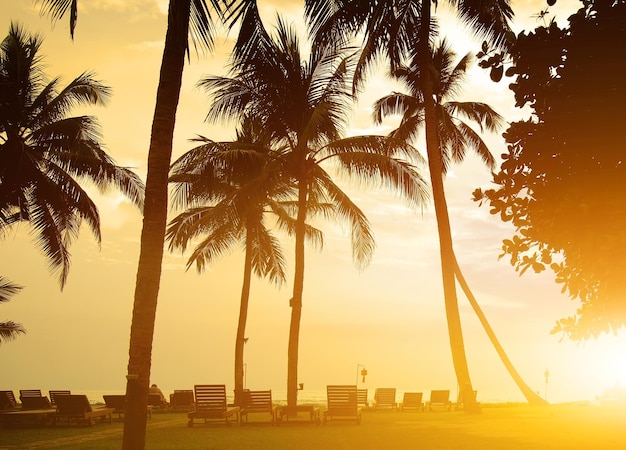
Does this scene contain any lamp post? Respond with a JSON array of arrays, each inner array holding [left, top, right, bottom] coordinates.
[[356, 364, 367, 385], [544, 368, 550, 401]]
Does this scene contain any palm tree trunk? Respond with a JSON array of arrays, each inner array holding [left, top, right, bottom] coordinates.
[[419, 0, 478, 414], [122, 1, 190, 448], [287, 167, 308, 410], [453, 254, 548, 405], [234, 226, 254, 405]]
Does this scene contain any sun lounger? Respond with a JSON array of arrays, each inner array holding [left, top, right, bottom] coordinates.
[[103, 394, 152, 419], [357, 389, 368, 409], [21, 395, 53, 410], [54, 394, 113, 426], [373, 388, 397, 410], [19, 389, 42, 401], [400, 392, 424, 411], [0, 391, 18, 411], [323, 385, 362, 425], [169, 390, 195, 412], [49, 390, 71, 406], [240, 389, 277, 424], [187, 384, 240, 427], [426, 389, 452, 411]]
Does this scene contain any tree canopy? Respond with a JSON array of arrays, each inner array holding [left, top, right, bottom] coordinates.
[[474, 0, 626, 339]]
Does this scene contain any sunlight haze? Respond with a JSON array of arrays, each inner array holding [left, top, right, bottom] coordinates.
[[2, 0, 625, 408]]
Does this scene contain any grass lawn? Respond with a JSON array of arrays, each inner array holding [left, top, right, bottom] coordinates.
[[2, 403, 626, 449]]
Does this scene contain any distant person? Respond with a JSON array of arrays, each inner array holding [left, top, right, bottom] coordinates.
[[149, 384, 168, 408]]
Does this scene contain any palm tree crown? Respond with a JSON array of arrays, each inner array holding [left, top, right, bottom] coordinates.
[[373, 39, 504, 173], [0, 23, 144, 287]]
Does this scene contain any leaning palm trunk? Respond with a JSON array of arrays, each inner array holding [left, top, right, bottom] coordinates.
[[234, 228, 254, 403], [123, 0, 190, 448], [453, 255, 548, 405], [287, 168, 308, 410], [419, 0, 478, 414]]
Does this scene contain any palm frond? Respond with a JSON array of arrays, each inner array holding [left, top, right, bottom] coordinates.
[[0, 277, 23, 303]]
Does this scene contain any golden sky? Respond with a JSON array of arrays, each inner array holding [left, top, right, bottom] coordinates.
[[2, 0, 625, 404]]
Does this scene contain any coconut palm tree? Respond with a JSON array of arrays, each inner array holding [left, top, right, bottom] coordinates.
[[167, 117, 324, 402], [212, 15, 430, 409], [0, 23, 144, 287], [306, 0, 514, 412], [35, 1, 259, 446], [374, 39, 546, 405], [0, 277, 25, 345]]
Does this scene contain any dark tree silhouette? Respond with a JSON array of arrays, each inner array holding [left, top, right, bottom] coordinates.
[[475, 0, 626, 340]]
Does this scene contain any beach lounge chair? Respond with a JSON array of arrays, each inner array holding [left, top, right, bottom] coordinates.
[[54, 394, 113, 426], [357, 388, 368, 409], [426, 390, 452, 411], [148, 393, 169, 412], [323, 385, 362, 425], [20, 395, 53, 410], [19, 389, 42, 401], [373, 388, 397, 410], [400, 392, 424, 411], [103, 394, 153, 419], [49, 390, 71, 406], [187, 384, 240, 427], [0, 391, 18, 410], [169, 390, 195, 412], [240, 389, 277, 425]]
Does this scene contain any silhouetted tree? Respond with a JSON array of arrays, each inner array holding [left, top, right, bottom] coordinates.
[[35, 1, 259, 446], [475, 0, 626, 340], [167, 117, 322, 402], [222, 14, 429, 409], [306, 0, 513, 412], [0, 23, 144, 287]]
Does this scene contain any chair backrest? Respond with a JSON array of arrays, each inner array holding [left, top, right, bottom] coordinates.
[[55, 394, 93, 414], [242, 390, 272, 412], [21, 396, 52, 410], [148, 393, 167, 407], [194, 385, 227, 412], [19, 389, 42, 401], [429, 389, 450, 403], [356, 389, 368, 407], [103, 394, 126, 410], [327, 385, 358, 412], [49, 390, 71, 406], [374, 388, 396, 405], [170, 390, 194, 408], [402, 392, 423, 405], [0, 391, 17, 410]]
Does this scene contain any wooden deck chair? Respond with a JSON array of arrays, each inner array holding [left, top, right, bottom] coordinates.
[[187, 385, 240, 427], [103, 394, 152, 419], [169, 390, 195, 412], [373, 388, 397, 410], [49, 390, 71, 406], [357, 389, 368, 409], [0, 391, 18, 410], [19, 389, 42, 401], [426, 390, 452, 411], [54, 394, 113, 426], [400, 392, 424, 411], [20, 395, 53, 410], [240, 389, 277, 424], [323, 385, 362, 425]]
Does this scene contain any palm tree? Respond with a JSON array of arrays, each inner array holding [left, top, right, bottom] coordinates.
[[167, 117, 323, 402], [0, 23, 144, 287], [0, 277, 25, 345], [374, 40, 546, 405], [35, 1, 259, 446], [306, 0, 514, 412], [208, 15, 430, 409]]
